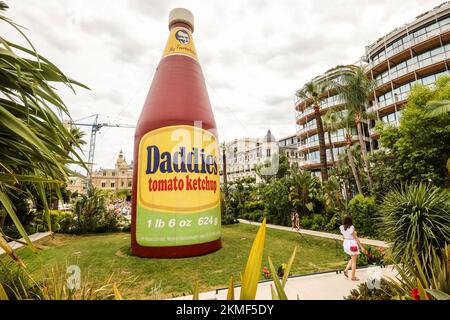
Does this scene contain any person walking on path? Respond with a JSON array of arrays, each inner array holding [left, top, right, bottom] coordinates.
[[339, 216, 367, 281], [294, 211, 299, 230], [291, 211, 296, 230]]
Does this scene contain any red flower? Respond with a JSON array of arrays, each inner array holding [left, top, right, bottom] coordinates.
[[411, 288, 420, 301]]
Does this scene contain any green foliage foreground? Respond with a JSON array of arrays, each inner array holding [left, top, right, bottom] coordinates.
[[0, 2, 87, 262]]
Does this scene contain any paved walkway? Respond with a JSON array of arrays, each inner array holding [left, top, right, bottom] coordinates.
[[172, 265, 397, 300], [238, 219, 389, 248], [0, 231, 53, 256]]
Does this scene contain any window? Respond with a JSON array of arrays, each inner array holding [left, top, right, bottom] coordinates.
[[128, 182, 132, 187], [103, 171, 106, 176], [121, 181, 124, 187], [111, 183, 115, 188], [101, 182, 106, 188], [112, 172, 115, 177], [266, 149, 271, 157]]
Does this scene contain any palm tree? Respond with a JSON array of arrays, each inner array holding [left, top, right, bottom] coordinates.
[[337, 110, 363, 195], [322, 110, 339, 170], [296, 81, 329, 182], [68, 127, 87, 150], [0, 2, 87, 263], [426, 100, 450, 117], [288, 166, 322, 216], [335, 67, 374, 188]]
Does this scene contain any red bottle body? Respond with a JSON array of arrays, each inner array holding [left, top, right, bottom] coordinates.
[[131, 21, 221, 258]]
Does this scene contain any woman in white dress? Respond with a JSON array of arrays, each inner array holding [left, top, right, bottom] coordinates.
[[339, 216, 367, 281]]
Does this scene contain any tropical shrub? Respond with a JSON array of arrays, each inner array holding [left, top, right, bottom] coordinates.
[[345, 278, 396, 300], [386, 244, 450, 300], [288, 167, 322, 216], [259, 178, 292, 226], [68, 188, 128, 234], [379, 183, 450, 267], [0, 260, 133, 300], [311, 214, 326, 231], [355, 247, 386, 267], [347, 194, 377, 237], [0, 2, 87, 263]]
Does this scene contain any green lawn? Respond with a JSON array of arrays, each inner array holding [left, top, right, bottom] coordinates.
[[15, 223, 348, 299]]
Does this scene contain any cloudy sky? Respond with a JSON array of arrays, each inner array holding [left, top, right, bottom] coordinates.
[[4, 0, 444, 172]]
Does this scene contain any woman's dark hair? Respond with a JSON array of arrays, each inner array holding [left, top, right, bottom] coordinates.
[[343, 215, 352, 231]]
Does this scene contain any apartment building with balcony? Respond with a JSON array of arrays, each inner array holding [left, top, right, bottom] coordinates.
[[295, 2, 450, 173], [365, 2, 450, 148], [295, 66, 365, 176]]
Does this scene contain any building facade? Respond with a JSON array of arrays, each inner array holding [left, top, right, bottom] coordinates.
[[295, 2, 450, 173], [278, 134, 301, 168], [91, 151, 133, 192], [295, 66, 365, 175], [220, 130, 294, 183], [66, 175, 86, 194], [365, 2, 450, 149]]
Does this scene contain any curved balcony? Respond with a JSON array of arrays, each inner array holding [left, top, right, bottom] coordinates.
[[296, 101, 345, 124], [374, 51, 449, 91], [298, 134, 355, 152], [297, 123, 317, 137], [367, 4, 450, 71]]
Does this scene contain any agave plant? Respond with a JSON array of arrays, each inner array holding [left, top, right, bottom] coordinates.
[[386, 245, 450, 300], [379, 183, 450, 268], [0, 1, 87, 262]]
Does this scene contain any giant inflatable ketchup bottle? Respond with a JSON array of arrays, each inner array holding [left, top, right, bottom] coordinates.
[[131, 8, 221, 258]]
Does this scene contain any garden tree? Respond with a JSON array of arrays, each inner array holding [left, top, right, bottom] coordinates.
[[67, 126, 87, 149], [254, 153, 289, 182], [335, 67, 374, 188], [296, 81, 329, 182], [369, 150, 403, 199], [347, 194, 377, 238], [377, 76, 450, 186], [322, 110, 339, 170], [115, 189, 131, 200], [276, 154, 290, 179], [322, 175, 345, 215], [336, 109, 363, 194], [0, 2, 87, 261], [223, 177, 259, 221], [259, 177, 292, 225], [288, 166, 323, 216]]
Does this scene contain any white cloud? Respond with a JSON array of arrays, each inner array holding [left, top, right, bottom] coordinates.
[[3, 0, 444, 171]]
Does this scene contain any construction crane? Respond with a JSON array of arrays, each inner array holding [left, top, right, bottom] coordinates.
[[66, 114, 135, 183]]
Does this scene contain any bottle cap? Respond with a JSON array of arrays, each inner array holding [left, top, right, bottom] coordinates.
[[169, 8, 194, 32]]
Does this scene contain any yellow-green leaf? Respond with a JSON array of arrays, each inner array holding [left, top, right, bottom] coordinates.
[[193, 281, 199, 300], [0, 191, 36, 254], [239, 218, 266, 300], [227, 276, 234, 300], [112, 283, 122, 300], [417, 278, 428, 300], [270, 285, 279, 300], [0, 283, 8, 300], [268, 256, 288, 300], [282, 246, 297, 288]]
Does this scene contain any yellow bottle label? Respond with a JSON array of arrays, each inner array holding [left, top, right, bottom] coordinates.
[[136, 125, 221, 247], [162, 27, 198, 61]]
